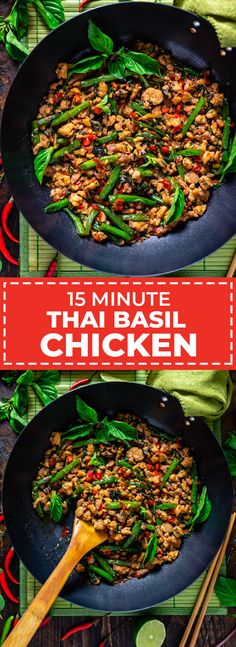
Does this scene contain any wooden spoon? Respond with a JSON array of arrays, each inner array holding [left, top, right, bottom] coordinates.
[[3, 518, 108, 647]]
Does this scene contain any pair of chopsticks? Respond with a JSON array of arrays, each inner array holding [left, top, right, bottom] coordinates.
[[179, 512, 236, 647], [227, 252, 236, 277]]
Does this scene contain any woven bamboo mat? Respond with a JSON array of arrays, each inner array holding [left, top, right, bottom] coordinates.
[[19, 0, 236, 277], [20, 370, 226, 616]]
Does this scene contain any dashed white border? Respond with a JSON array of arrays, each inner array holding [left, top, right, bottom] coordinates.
[[1, 279, 234, 368]]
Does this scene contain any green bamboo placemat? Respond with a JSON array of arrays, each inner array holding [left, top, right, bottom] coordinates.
[[19, 0, 236, 277], [20, 370, 226, 616]]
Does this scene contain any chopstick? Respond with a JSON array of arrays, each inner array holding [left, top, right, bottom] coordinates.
[[226, 251, 236, 277], [179, 512, 236, 647]]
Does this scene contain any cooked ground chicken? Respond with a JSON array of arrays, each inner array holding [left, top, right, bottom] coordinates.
[[32, 40, 228, 245], [32, 413, 198, 585]]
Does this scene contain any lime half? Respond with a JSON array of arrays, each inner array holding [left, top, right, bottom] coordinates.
[[133, 618, 166, 647]]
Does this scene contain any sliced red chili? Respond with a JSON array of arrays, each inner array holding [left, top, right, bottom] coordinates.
[[95, 469, 103, 480], [4, 548, 19, 586], [93, 107, 102, 115], [162, 106, 169, 114], [161, 146, 170, 154], [87, 470, 95, 482], [161, 179, 172, 190], [148, 499, 154, 505], [113, 198, 124, 212], [173, 124, 182, 133], [82, 134, 97, 147], [149, 145, 157, 153]]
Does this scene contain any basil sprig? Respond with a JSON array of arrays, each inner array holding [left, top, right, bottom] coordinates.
[[165, 185, 185, 225], [34, 146, 54, 184], [189, 485, 211, 528], [50, 491, 63, 523], [69, 20, 161, 80], [0, 370, 60, 434], [62, 395, 138, 445], [215, 576, 236, 607], [0, 0, 64, 62]]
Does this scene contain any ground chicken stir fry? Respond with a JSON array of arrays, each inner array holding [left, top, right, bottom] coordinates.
[[32, 414, 201, 585], [32, 39, 228, 245]]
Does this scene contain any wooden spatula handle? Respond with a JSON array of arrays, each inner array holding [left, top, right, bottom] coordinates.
[[3, 523, 105, 647]]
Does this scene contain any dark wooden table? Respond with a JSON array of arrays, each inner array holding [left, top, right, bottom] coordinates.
[[1, 7, 236, 644]]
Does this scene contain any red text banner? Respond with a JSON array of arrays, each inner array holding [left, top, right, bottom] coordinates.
[[0, 278, 234, 369]]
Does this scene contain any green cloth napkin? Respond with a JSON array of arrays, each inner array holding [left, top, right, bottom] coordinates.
[[147, 370, 233, 419], [174, 0, 236, 47], [101, 370, 232, 420]]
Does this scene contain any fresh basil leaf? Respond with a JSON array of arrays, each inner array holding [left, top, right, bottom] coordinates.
[[0, 594, 5, 612], [9, 0, 28, 39], [95, 427, 109, 443], [121, 51, 161, 76], [194, 494, 211, 524], [31, 382, 57, 406], [0, 370, 19, 385], [50, 492, 63, 523], [0, 401, 10, 422], [223, 434, 236, 477], [97, 94, 111, 115], [12, 384, 28, 415], [5, 27, 28, 61], [224, 432, 236, 452], [34, 146, 54, 184], [63, 423, 93, 439], [35, 370, 60, 385], [108, 58, 126, 79], [10, 408, 27, 434], [17, 370, 34, 386], [190, 486, 211, 527], [69, 54, 106, 77], [110, 420, 138, 439], [76, 395, 98, 424], [143, 534, 158, 566], [88, 19, 113, 55], [31, 0, 64, 29], [103, 420, 137, 442], [89, 451, 105, 466], [221, 133, 236, 179], [165, 185, 185, 224], [215, 576, 236, 607]]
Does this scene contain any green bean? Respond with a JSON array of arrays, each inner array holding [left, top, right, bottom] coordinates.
[[50, 457, 81, 484], [109, 194, 160, 207], [161, 458, 180, 486], [157, 503, 177, 510], [97, 133, 118, 144], [80, 154, 119, 170], [106, 502, 122, 510], [37, 114, 56, 126], [84, 209, 98, 236], [50, 139, 81, 162], [99, 164, 121, 200], [97, 204, 133, 235], [94, 476, 118, 486], [45, 198, 69, 213], [117, 459, 136, 473], [108, 559, 130, 566], [51, 101, 90, 127], [138, 121, 164, 136], [0, 616, 14, 646], [32, 120, 40, 145], [57, 137, 68, 145], [92, 553, 116, 577], [181, 96, 206, 136], [146, 524, 156, 531], [123, 501, 141, 509], [130, 102, 147, 116], [81, 73, 133, 88], [64, 208, 86, 236], [173, 148, 202, 158], [122, 213, 149, 221], [109, 95, 119, 114], [94, 222, 133, 242], [34, 475, 51, 486], [88, 564, 114, 583], [123, 520, 142, 548], [100, 544, 141, 554], [139, 169, 154, 177]]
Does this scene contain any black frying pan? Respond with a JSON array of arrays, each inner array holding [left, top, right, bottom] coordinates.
[[1, 3, 236, 276], [3, 382, 233, 612]]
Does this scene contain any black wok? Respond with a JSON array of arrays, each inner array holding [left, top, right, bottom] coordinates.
[[3, 382, 233, 612], [1, 3, 236, 275]]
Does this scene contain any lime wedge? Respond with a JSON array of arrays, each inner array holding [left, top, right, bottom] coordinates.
[[133, 618, 166, 647]]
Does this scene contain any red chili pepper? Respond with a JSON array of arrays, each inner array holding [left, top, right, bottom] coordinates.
[[131, 111, 138, 119], [0, 569, 19, 603], [0, 515, 5, 523], [40, 616, 51, 627], [73, 93, 82, 104], [94, 107, 102, 115], [4, 548, 19, 586], [98, 642, 106, 647], [1, 198, 19, 244], [149, 145, 157, 153], [148, 499, 154, 505], [95, 469, 103, 480], [13, 616, 20, 627], [62, 527, 70, 537], [69, 371, 98, 391], [78, 0, 91, 11], [0, 228, 19, 265], [162, 106, 169, 114], [61, 621, 94, 640], [82, 135, 97, 147], [45, 253, 58, 277], [173, 125, 182, 133], [87, 470, 95, 482], [161, 179, 171, 190], [161, 146, 170, 154]]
